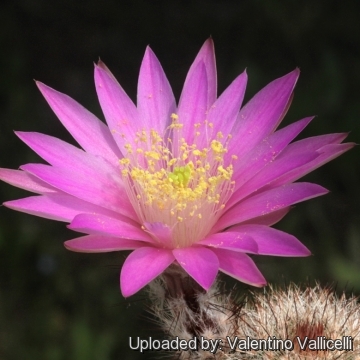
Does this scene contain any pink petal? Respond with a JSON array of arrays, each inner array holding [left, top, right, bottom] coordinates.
[[188, 38, 217, 107], [143, 222, 173, 247], [64, 235, 145, 253], [233, 117, 312, 185], [21, 163, 136, 220], [198, 233, 258, 253], [177, 62, 208, 146], [236, 151, 318, 200], [16, 132, 136, 217], [94, 62, 140, 155], [36, 82, 121, 162], [0, 168, 56, 194], [68, 213, 153, 242], [228, 224, 311, 256], [214, 182, 328, 232], [241, 207, 291, 226], [120, 247, 174, 297], [228, 69, 300, 157], [214, 249, 266, 287], [204, 71, 247, 144], [227, 117, 313, 209], [16, 131, 104, 169], [137, 47, 176, 133], [269, 143, 355, 187], [280, 132, 349, 155], [172, 247, 219, 291], [4, 193, 120, 222]]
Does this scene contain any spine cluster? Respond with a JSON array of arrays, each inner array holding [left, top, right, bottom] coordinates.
[[148, 272, 360, 360]]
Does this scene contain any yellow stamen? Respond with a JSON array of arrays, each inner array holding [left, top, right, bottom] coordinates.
[[119, 115, 235, 248]]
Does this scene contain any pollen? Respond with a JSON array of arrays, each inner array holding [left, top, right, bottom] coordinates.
[[119, 115, 236, 248]]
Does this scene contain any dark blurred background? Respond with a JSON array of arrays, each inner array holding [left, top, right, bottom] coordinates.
[[0, 0, 359, 359]]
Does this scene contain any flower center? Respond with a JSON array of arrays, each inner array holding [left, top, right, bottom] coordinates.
[[168, 165, 191, 188], [119, 114, 236, 248]]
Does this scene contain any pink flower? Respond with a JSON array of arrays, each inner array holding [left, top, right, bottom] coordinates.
[[0, 40, 353, 297]]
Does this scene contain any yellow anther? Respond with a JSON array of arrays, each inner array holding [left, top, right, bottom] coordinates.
[[211, 140, 225, 154], [170, 123, 183, 129], [144, 151, 160, 160], [119, 158, 130, 165]]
